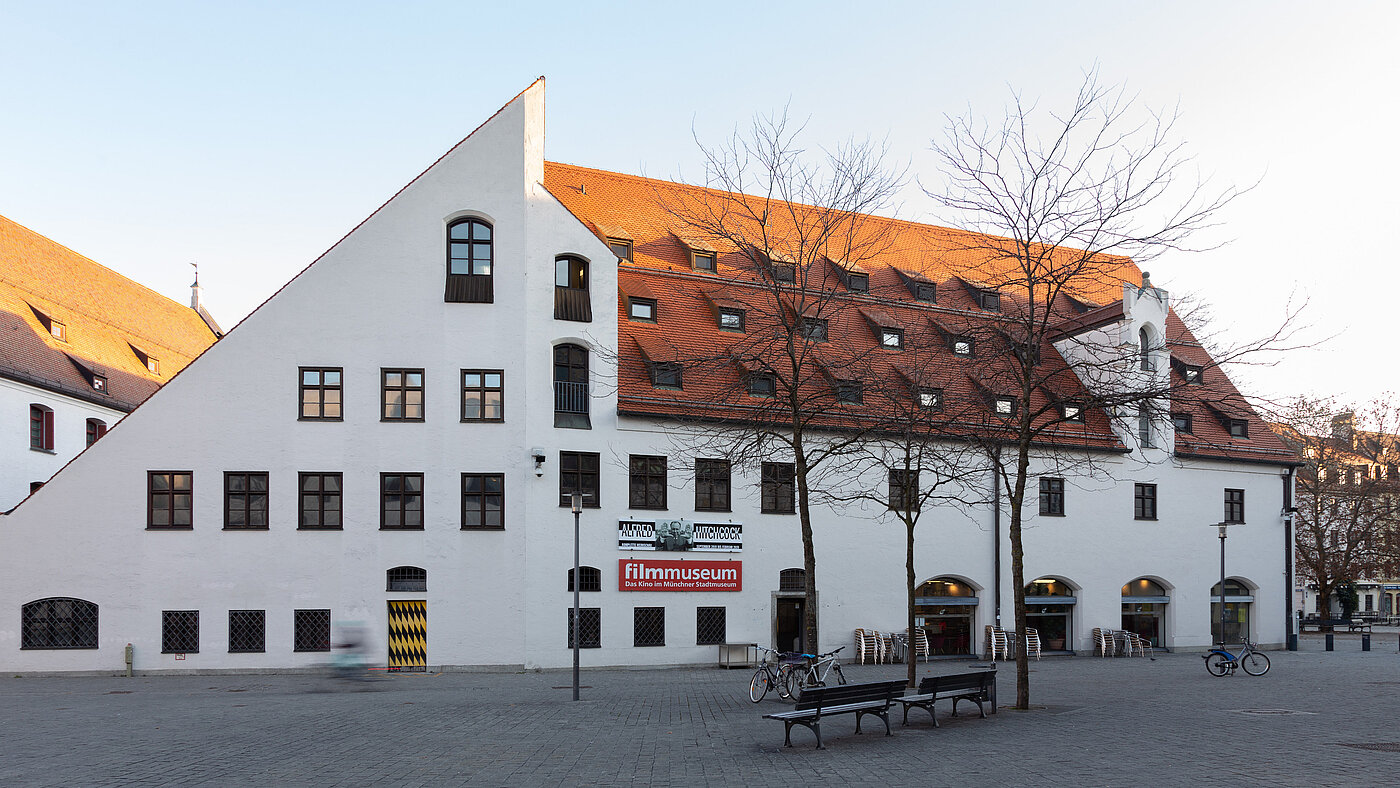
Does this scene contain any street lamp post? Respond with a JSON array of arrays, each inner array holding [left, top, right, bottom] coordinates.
[[571, 491, 583, 701], [1214, 521, 1229, 648]]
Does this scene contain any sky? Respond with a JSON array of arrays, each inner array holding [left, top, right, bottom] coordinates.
[[2, 1, 1396, 408]]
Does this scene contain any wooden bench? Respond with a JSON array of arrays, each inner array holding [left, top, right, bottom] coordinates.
[[895, 670, 997, 727], [762, 679, 908, 749]]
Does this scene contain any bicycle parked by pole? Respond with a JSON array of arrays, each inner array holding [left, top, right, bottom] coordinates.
[[785, 646, 847, 699], [748, 646, 800, 702], [1203, 637, 1271, 677]]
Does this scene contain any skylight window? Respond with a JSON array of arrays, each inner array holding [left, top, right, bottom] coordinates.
[[847, 272, 868, 292], [1227, 419, 1249, 439], [748, 374, 776, 398], [914, 283, 936, 302], [800, 318, 828, 342], [836, 380, 863, 405], [978, 291, 1001, 311]]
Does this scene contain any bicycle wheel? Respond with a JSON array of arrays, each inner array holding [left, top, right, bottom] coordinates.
[[1241, 651, 1270, 676], [786, 665, 809, 699], [832, 662, 847, 685], [748, 667, 769, 702], [775, 664, 794, 700], [1205, 653, 1230, 677]]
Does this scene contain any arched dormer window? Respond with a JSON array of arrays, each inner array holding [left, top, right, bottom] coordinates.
[[386, 566, 427, 592], [21, 597, 98, 649], [446, 218, 493, 303], [568, 566, 602, 592], [554, 255, 592, 322], [1139, 326, 1156, 372]]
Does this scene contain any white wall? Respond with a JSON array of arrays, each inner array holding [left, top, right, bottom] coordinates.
[[0, 376, 126, 511]]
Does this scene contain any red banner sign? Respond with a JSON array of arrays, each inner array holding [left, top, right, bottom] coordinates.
[[618, 558, 742, 592]]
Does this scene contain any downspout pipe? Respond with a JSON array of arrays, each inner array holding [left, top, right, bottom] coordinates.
[[1283, 467, 1297, 651], [992, 452, 1002, 630]]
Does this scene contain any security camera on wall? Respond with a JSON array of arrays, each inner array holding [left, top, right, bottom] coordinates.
[[531, 447, 546, 477]]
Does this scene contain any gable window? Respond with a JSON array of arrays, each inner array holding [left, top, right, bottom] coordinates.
[[914, 282, 937, 302], [836, 380, 863, 405], [695, 458, 731, 512], [387, 566, 427, 592], [462, 370, 504, 421], [568, 607, 602, 649], [799, 318, 828, 342], [919, 388, 944, 410], [628, 297, 657, 322], [1224, 488, 1245, 523], [29, 404, 54, 451], [300, 368, 342, 420], [633, 606, 666, 647], [628, 455, 667, 510], [461, 473, 504, 529], [299, 472, 342, 530], [228, 610, 266, 653], [85, 418, 107, 446], [554, 256, 592, 322], [648, 361, 682, 390], [161, 610, 199, 653], [1172, 412, 1193, 433], [880, 328, 904, 349], [560, 451, 601, 508], [21, 598, 98, 649], [148, 471, 193, 529], [888, 468, 919, 512], [1134, 483, 1158, 520], [747, 373, 776, 398], [847, 272, 869, 292], [696, 606, 727, 646], [761, 462, 795, 514], [977, 290, 1001, 311], [718, 307, 745, 332], [1062, 403, 1085, 423], [446, 218, 493, 303], [952, 337, 974, 357], [554, 344, 591, 429], [568, 566, 602, 592], [1039, 477, 1065, 516], [382, 369, 425, 421], [381, 473, 424, 530], [1227, 419, 1249, 439], [224, 472, 269, 530], [294, 610, 331, 652], [994, 396, 1016, 417], [608, 237, 633, 261]]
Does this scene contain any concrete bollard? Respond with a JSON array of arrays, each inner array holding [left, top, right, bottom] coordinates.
[[1326, 633, 1334, 651], [1363, 633, 1371, 652]]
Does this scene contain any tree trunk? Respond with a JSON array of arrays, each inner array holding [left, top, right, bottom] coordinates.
[[1008, 444, 1031, 710], [907, 518, 917, 689], [795, 444, 819, 654]]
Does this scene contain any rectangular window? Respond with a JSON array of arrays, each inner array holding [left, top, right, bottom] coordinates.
[[461, 369, 504, 421], [569, 567, 602, 593], [761, 462, 796, 514], [462, 473, 504, 529], [772, 263, 795, 283], [1062, 403, 1085, 423], [300, 367, 342, 420], [1172, 412, 1193, 433], [919, 388, 944, 410], [633, 606, 666, 647], [85, 418, 107, 447], [696, 606, 726, 646], [629, 455, 667, 510], [1224, 488, 1245, 523], [836, 380, 863, 405], [29, 405, 53, 451], [381, 473, 424, 530], [1227, 419, 1249, 439], [148, 471, 193, 529], [695, 459, 731, 512], [914, 282, 937, 302], [628, 297, 657, 322], [978, 291, 1001, 311], [995, 397, 1016, 417], [381, 369, 424, 421], [692, 251, 716, 272], [161, 610, 199, 653], [1134, 483, 1158, 520], [608, 238, 633, 261], [1039, 477, 1065, 516], [293, 609, 331, 652], [1182, 364, 1203, 384], [299, 472, 342, 530], [49, 319, 67, 341], [800, 318, 828, 342], [847, 272, 869, 292], [560, 451, 601, 508], [228, 610, 265, 653], [718, 308, 745, 332], [223, 472, 269, 530], [747, 373, 776, 398], [648, 362, 682, 390], [888, 469, 919, 512], [952, 337, 974, 357], [880, 328, 904, 349], [568, 608, 602, 649], [446, 218, 493, 303]]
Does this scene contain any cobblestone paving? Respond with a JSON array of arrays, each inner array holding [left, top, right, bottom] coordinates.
[[3, 638, 1399, 787]]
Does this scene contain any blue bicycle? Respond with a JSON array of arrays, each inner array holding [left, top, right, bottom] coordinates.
[[1203, 638, 1270, 676]]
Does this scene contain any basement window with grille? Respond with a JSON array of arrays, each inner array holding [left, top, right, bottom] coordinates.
[[633, 607, 666, 647], [294, 609, 331, 652], [228, 610, 266, 653], [696, 606, 727, 645], [387, 566, 428, 592]]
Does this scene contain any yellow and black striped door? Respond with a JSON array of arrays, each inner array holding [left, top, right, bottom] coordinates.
[[387, 600, 426, 672]]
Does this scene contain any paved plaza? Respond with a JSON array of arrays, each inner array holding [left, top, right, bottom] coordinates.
[[2, 633, 1397, 787]]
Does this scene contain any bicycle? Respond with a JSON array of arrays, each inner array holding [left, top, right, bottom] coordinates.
[[748, 646, 800, 702], [1203, 638, 1271, 677], [785, 646, 847, 699]]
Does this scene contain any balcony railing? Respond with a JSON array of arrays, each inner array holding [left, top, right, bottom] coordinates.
[[554, 381, 589, 414]]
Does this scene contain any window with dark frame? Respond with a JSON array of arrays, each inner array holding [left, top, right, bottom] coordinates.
[[608, 238, 633, 261], [148, 471, 193, 529], [952, 337, 974, 357], [772, 262, 795, 283], [554, 256, 592, 322], [1039, 477, 1065, 516], [553, 343, 591, 429], [446, 218, 493, 303], [779, 568, 806, 592], [568, 607, 601, 648], [633, 606, 666, 647], [718, 307, 745, 332], [914, 282, 937, 302], [628, 455, 667, 510], [1227, 419, 1250, 439], [85, 418, 106, 447], [648, 361, 682, 390], [747, 373, 776, 398], [1138, 406, 1154, 448], [462, 473, 504, 529], [1224, 488, 1245, 523], [568, 566, 602, 593], [978, 290, 1001, 311], [880, 328, 904, 349], [299, 367, 342, 420], [293, 609, 331, 652], [299, 472, 342, 529], [228, 610, 265, 653], [836, 380, 863, 405], [161, 610, 199, 653], [799, 318, 828, 342], [1062, 403, 1085, 423], [387, 566, 427, 592], [382, 369, 424, 421], [559, 451, 601, 508], [224, 472, 269, 530], [994, 397, 1016, 418], [888, 468, 919, 512], [557, 256, 587, 286], [761, 462, 795, 514], [1134, 483, 1158, 520], [461, 370, 504, 421], [1182, 364, 1203, 384], [30, 404, 53, 450], [628, 297, 657, 322], [20, 598, 98, 649], [696, 606, 726, 645], [847, 272, 869, 292], [381, 473, 424, 530], [1172, 412, 1193, 433], [695, 458, 731, 512], [918, 388, 944, 410]]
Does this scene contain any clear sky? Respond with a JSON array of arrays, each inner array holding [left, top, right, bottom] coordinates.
[[2, 1, 1395, 406]]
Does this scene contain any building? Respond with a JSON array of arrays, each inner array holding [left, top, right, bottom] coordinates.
[[0, 215, 220, 511], [0, 81, 1298, 673]]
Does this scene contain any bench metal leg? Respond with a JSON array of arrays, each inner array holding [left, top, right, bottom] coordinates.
[[951, 695, 987, 719], [782, 719, 822, 749], [900, 702, 938, 727], [854, 708, 892, 737]]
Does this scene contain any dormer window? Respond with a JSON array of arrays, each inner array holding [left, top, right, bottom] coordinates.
[[977, 290, 1001, 311], [919, 388, 944, 410], [952, 337, 974, 357], [1227, 419, 1249, 439], [799, 318, 828, 342], [772, 262, 796, 283], [608, 237, 633, 262], [836, 380, 863, 405], [693, 251, 716, 272], [847, 272, 869, 292], [1062, 403, 1085, 423], [880, 328, 904, 349], [914, 283, 936, 302], [994, 396, 1016, 417], [648, 362, 682, 390], [49, 319, 66, 341], [91, 374, 107, 393], [718, 308, 745, 332], [628, 297, 657, 322], [1182, 364, 1202, 384], [747, 373, 776, 398], [1172, 412, 1193, 434], [132, 346, 159, 374]]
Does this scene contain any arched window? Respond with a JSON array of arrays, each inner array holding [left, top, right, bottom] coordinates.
[[553, 343, 590, 429], [86, 418, 107, 447], [30, 404, 54, 451], [445, 218, 493, 303], [21, 597, 98, 649], [386, 566, 427, 592], [1211, 579, 1255, 644], [554, 255, 592, 322], [1024, 577, 1075, 652], [915, 577, 978, 656], [1121, 577, 1168, 647], [1139, 326, 1156, 371], [779, 568, 806, 592], [568, 566, 602, 592]]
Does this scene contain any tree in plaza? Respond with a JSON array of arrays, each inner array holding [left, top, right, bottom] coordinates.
[[1272, 395, 1400, 623]]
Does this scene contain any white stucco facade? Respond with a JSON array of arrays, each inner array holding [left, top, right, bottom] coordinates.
[[0, 376, 127, 510]]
